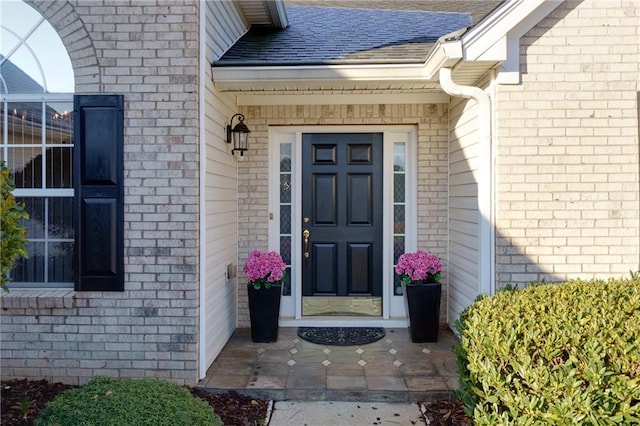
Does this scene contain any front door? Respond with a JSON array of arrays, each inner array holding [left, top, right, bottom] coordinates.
[[301, 133, 383, 316]]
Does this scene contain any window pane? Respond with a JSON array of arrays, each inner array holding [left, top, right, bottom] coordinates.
[[46, 102, 73, 144], [16, 197, 45, 238], [282, 267, 291, 296], [394, 236, 405, 264], [9, 241, 45, 283], [280, 173, 291, 203], [8, 102, 42, 144], [393, 144, 405, 171], [6, 147, 43, 188], [280, 205, 291, 234], [49, 197, 73, 239], [394, 205, 405, 234], [48, 242, 74, 282], [394, 274, 404, 296], [46, 147, 73, 188], [280, 143, 291, 172], [280, 236, 291, 265], [394, 174, 405, 203]]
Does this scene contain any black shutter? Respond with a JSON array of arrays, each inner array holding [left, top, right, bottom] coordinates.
[[74, 95, 124, 291]]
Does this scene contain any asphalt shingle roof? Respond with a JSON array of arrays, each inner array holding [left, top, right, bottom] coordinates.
[[215, 5, 472, 66]]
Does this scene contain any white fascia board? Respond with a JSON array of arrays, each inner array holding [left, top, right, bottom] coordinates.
[[213, 63, 436, 87], [237, 92, 449, 106], [212, 40, 462, 90], [462, 0, 563, 84]]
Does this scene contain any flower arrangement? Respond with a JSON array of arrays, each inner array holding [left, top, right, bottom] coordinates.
[[243, 250, 287, 290], [395, 250, 442, 285]]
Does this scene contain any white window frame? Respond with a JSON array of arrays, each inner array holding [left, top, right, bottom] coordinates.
[[2, 93, 74, 288], [268, 125, 417, 327]]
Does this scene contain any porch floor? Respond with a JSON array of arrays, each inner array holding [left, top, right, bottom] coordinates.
[[196, 326, 460, 403]]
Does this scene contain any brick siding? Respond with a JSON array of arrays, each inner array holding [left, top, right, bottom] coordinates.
[[494, 0, 639, 286], [2, 0, 201, 385]]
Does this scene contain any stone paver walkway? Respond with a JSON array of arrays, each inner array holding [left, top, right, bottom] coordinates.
[[197, 327, 460, 402]]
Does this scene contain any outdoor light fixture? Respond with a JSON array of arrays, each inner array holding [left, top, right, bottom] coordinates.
[[226, 113, 250, 157]]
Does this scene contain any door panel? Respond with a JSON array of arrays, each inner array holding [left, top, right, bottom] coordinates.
[[348, 174, 372, 225], [348, 243, 372, 294], [313, 174, 337, 225], [302, 133, 383, 303], [313, 243, 338, 294]]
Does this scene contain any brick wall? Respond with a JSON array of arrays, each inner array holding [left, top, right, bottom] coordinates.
[[1, 0, 201, 385], [495, 0, 639, 286], [236, 103, 449, 326]]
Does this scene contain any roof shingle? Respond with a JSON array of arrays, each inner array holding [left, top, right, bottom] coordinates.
[[215, 5, 472, 66]]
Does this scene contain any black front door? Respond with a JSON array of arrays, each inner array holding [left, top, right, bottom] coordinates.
[[301, 133, 383, 305]]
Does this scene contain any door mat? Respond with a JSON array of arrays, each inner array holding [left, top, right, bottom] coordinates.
[[297, 327, 385, 346]]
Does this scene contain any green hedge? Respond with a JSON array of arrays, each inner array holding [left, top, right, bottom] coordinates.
[[455, 278, 640, 425], [35, 377, 222, 426]]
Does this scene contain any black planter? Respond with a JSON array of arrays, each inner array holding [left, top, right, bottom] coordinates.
[[247, 283, 282, 343], [405, 283, 442, 343]]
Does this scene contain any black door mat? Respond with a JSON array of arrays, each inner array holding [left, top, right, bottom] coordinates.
[[297, 327, 386, 346]]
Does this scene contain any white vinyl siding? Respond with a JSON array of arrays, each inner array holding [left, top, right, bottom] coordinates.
[[447, 95, 481, 326], [200, 2, 248, 377], [204, 1, 247, 61]]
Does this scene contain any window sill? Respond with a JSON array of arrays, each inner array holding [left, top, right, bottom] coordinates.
[[0, 289, 76, 309]]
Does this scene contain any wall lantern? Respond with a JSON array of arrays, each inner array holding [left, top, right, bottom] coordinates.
[[226, 113, 250, 157]]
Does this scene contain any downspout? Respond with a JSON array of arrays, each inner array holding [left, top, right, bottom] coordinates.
[[439, 67, 494, 297]]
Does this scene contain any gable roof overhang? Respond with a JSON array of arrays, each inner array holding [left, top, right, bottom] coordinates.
[[212, 0, 563, 104], [236, 0, 289, 29]]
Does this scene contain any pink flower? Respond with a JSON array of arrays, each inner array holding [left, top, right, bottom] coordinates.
[[243, 250, 287, 289], [395, 250, 441, 284]]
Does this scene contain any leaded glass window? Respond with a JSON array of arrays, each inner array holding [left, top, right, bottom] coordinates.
[[393, 143, 406, 296], [279, 143, 292, 296]]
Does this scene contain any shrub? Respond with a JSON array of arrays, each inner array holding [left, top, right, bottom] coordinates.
[[0, 162, 29, 292], [455, 278, 640, 425], [35, 377, 223, 426]]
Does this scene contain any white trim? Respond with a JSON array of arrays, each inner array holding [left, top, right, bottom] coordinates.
[[197, 6, 207, 380], [238, 93, 449, 106], [213, 62, 442, 91], [269, 125, 416, 326], [461, 0, 563, 84], [1, 94, 73, 102], [12, 189, 73, 197], [265, 0, 288, 29]]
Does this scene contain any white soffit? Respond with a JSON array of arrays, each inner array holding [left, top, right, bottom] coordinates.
[[235, 0, 288, 29]]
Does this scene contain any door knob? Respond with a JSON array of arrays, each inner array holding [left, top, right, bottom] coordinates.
[[303, 229, 310, 259]]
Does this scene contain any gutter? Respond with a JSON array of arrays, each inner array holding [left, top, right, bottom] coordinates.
[[439, 67, 494, 297]]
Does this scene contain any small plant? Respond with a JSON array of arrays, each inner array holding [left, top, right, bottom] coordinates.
[[12, 397, 31, 420], [243, 249, 287, 290], [395, 250, 442, 284], [35, 377, 222, 426], [0, 162, 29, 292]]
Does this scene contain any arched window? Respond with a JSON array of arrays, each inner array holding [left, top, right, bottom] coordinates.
[[0, 0, 74, 94], [1, 0, 75, 287]]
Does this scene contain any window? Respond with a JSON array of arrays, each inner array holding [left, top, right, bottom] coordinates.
[[2, 2, 124, 292], [2, 1, 75, 287], [2, 101, 75, 287]]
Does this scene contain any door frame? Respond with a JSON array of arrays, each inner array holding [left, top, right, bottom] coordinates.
[[269, 125, 418, 327]]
